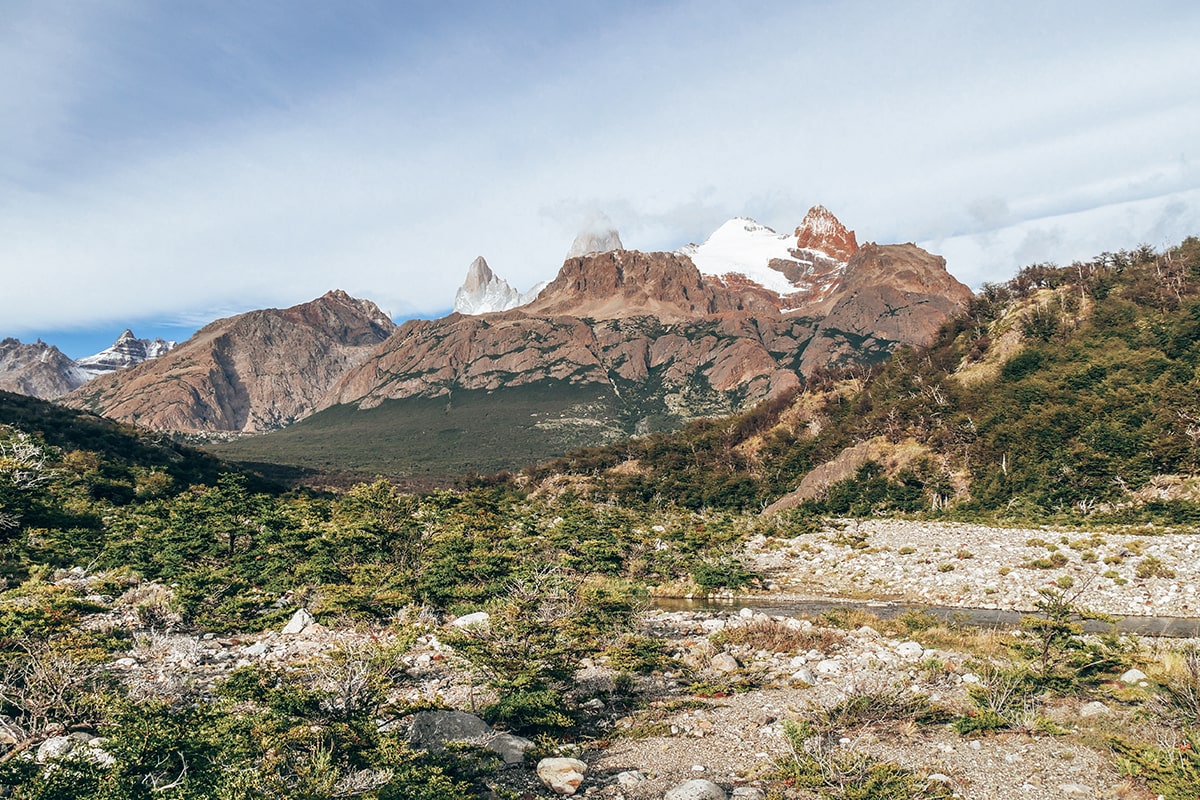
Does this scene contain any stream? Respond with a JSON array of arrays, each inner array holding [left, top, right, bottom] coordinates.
[[651, 596, 1200, 638]]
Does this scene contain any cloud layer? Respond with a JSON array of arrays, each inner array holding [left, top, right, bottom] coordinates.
[[2, 1, 1197, 338]]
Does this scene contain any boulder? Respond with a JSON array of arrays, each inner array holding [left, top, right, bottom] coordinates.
[[665, 778, 727, 800], [485, 732, 534, 765], [536, 757, 587, 796], [894, 641, 924, 659], [407, 710, 493, 751], [1079, 701, 1110, 718], [711, 653, 740, 672], [281, 608, 315, 635], [1120, 668, 1147, 685], [451, 611, 490, 629]]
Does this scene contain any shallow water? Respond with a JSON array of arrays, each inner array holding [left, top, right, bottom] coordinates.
[[651, 596, 1200, 638]]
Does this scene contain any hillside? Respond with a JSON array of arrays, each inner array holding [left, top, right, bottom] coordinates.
[[531, 237, 1200, 522]]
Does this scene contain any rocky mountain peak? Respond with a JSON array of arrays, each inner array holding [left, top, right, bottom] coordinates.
[[795, 205, 858, 262], [77, 330, 176, 377], [64, 291, 398, 433], [566, 228, 623, 259], [454, 257, 545, 315], [0, 338, 90, 399]]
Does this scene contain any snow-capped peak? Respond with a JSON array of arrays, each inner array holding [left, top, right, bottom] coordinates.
[[453, 256, 545, 315], [678, 218, 806, 296], [77, 330, 176, 376], [678, 208, 856, 303]]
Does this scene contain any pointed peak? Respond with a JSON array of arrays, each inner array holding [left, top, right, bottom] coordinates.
[[117, 329, 136, 341], [466, 256, 494, 280], [795, 205, 858, 261]]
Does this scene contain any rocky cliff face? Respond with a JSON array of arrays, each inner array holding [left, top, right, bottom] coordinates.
[[798, 243, 974, 373], [794, 204, 858, 262], [76, 330, 175, 376], [63, 291, 395, 432], [321, 237, 969, 423], [0, 339, 90, 399]]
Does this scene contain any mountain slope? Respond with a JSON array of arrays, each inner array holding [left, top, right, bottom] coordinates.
[[0, 339, 90, 399], [532, 237, 1200, 518], [63, 291, 395, 432]]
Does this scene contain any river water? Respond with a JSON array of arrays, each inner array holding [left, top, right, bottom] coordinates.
[[651, 596, 1200, 638]]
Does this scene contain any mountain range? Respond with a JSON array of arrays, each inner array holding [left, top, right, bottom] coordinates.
[[0, 330, 175, 400], [12, 207, 971, 476]]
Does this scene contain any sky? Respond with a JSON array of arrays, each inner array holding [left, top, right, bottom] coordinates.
[[2, 1, 1198, 358]]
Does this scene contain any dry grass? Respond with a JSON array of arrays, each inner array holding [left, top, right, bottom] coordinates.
[[712, 619, 845, 654]]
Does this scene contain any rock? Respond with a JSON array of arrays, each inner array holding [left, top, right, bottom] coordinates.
[[791, 667, 817, 685], [784, 618, 812, 631], [281, 608, 315, 635], [711, 653, 740, 672], [894, 641, 924, 659], [1058, 783, 1092, 797], [536, 757, 587, 796], [815, 658, 842, 675], [927, 774, 952, 783], [407, 710, 493, 751], [1079, 701, 1110, 718], [450, 611, 490, 629], [242, 641, 269, 657], [664, 778, 727, 800], [615, 770, 646, 787], [485, 733, 534, 765], [36, 736, 78, 763], [1120, 668, 1147, 684]]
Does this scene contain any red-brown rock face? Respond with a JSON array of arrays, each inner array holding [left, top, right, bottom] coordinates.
[[798, 243, 972, 372], [62, 291, 395, 432], [794, 204, 859, 262], [324, 242, 970, 417]]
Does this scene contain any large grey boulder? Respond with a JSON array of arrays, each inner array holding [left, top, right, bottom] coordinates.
[[407, 710, 493, 751], [486, 732, 534, 765]]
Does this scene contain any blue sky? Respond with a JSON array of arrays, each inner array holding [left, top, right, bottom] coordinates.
[[2, 1, 1198, 357]]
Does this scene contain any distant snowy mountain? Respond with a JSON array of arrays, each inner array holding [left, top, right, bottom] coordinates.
[[77, 330, 175, 377], [678, 206, 859, 307], [0, 329, 176, 400], [453, 256, 545, 315]]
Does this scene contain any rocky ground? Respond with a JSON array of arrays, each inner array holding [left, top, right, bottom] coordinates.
[[744, 518, 1200, 618], [21, 519, 1200, 799]]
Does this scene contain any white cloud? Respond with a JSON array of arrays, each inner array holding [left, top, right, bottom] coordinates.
[[1, 1, 1198, 335]]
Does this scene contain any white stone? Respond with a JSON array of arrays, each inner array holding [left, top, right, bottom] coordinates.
[[451, 611, 490, 629], [1120, 668, 1147, 684], [784, 618, 812, 631], [815, 659, 842, 675], [615, 770, 646, 787], [664, 778, 727, 800], [711, 653, 740, 672], [537, 757, 587, 796], [36, 736, 78, 763], [791, 667, 817, 685], [961, 673, 980, 684], [281, 608, 315, 635], [1079, 701, 1110, 718], [1059, 783, 1092, 797], [739, 607, 756, 619], [895, 641, 924, 659]]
